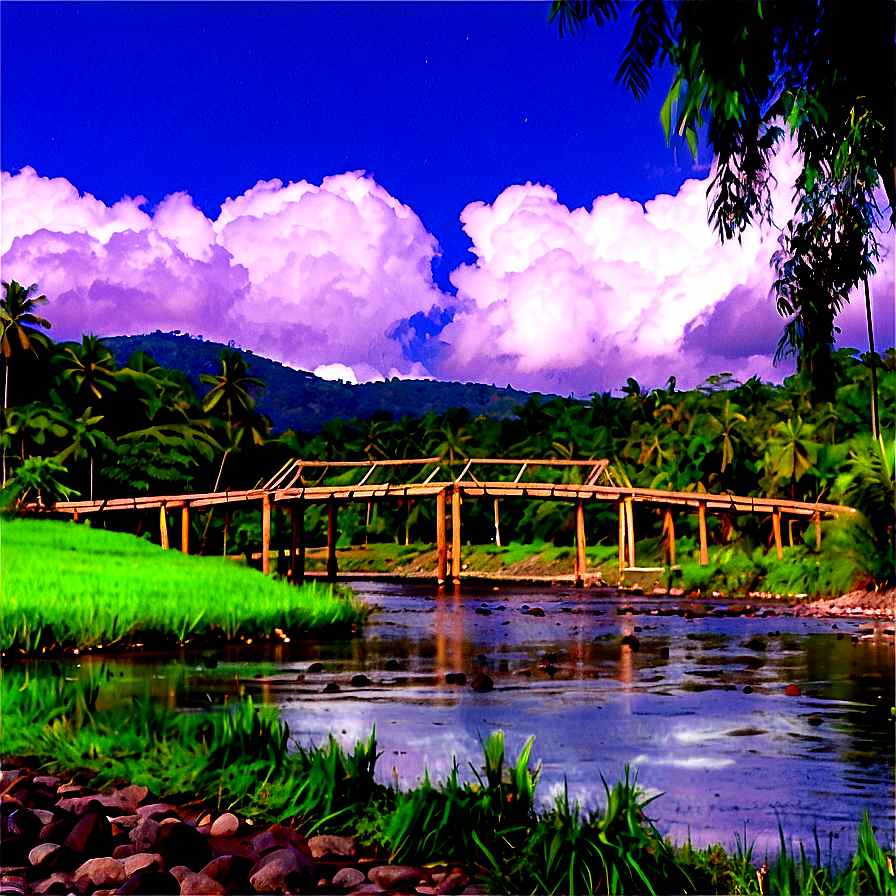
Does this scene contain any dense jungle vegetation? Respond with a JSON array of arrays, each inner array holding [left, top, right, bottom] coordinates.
[[2, 282, 893, 591]]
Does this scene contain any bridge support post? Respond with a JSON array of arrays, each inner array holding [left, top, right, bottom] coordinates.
[[772, 507, 783, 560], [436, 489, 447, 585], [451, 487, 462, 585], [160, 505, 169, 550], [625, 497, 636, 569], [493, 498, 502, 547], [814, 511, 822, 551], [181, 505, 190, 554], [698, 501, 708, 566], [327, 497, 338, 579], [574, 500, 586, 587], [290, 499, 305, 586], [663, 507, 675, 566], [262, 493, 271, 575], [618, 502, 625, 575]]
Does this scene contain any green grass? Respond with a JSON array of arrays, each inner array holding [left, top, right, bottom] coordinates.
[[1, 516, 369, 654], [3, 668, 893, 894]]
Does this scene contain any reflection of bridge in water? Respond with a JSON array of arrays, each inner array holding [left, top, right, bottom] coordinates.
[[53, 457, 855, 586]]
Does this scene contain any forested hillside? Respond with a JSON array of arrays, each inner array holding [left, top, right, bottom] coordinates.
[[106, 333, 538, 434]]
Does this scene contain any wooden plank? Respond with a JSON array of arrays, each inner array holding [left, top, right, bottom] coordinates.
[[262, 493, 271, 575], [436, 489, 447, 585], [451, 487, 462, 585], [698, 501, 708, 566]]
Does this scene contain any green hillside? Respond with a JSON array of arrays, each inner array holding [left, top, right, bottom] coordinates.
[[106, 332, 549, 435]]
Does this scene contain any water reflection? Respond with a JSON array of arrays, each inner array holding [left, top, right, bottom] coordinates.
[[71, 581, 893, 860]]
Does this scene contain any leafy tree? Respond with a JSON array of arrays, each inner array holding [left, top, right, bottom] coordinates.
[[1, 280, 52, 408], [55, 407, 111, 501], [58, 335, 119, 408], [1, 456, 79, 508], [550, 0, 894, 396]]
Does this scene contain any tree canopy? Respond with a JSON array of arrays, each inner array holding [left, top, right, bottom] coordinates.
[[550, 0, 895, 396]]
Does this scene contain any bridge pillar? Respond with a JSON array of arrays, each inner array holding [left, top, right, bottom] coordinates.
[[663, 507, 676, 566], [327, 497, 338, 579], [181, 505, 190, 554], [618, 502, 625, 575], [574, 500, 586, 587], [625, 496, 636, 569], [814, 511, 822, 551], [436, 489, 447, 585], [772, 507, 783, 560], [451, 487, 462, 585], [698, 501, 708, 565], [290, 499, 305, 585], [262, 493, 271, 575], [159, 505, 169, 550]]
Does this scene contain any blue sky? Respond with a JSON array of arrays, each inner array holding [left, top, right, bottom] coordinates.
[[2, 2, 892, 394]]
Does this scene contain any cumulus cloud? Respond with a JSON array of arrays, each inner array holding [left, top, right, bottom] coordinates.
[[1, 159, 892, 397]]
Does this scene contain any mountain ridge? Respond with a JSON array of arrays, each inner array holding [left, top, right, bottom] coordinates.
[[106, 332, 553, 434]]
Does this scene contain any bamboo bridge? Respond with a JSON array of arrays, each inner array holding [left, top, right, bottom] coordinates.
[[50, 457, 856, 586]]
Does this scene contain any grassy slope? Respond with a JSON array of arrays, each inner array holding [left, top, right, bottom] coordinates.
[[1, 517, 368, 654]]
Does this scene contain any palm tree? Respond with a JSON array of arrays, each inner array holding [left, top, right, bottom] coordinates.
[[1, 280, 52, 409], [200, 349, 267, 490], [55, 407, 110, 501], [59, 335, 119, 407]]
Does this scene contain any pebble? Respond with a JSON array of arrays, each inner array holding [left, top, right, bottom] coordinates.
[[28, 843, 61, 869], [333, 867, 366, 889], [309, 834, 355, 859], [209, 812, 239, 838]]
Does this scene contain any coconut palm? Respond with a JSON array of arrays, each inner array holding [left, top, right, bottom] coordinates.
[[55, 407, 111, 501], [58, 335, 119, 407], [1, 280, 52, 409]]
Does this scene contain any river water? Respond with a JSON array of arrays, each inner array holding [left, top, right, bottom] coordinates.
[[88, 580, 895, 861]]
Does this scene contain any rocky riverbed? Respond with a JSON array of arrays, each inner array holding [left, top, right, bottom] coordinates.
[[0, 767, 480, 896]]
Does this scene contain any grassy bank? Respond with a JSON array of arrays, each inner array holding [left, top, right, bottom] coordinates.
[[300, 525, 870, 599], [1, 517, 369, 655], [3, 669, 893, 895]]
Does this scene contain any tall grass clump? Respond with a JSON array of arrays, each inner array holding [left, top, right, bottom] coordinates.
[[1, 666, 387, 827], [1, 516, 369, 653]]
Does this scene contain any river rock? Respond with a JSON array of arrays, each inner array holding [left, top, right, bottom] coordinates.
[[155, 822, 212, 871], [470, 672, 493, 693], [201, 855, 254, 888], [115, 870, 181, 894], [209, 812, 239, 838], [351, 674, 371, 687], [309, 834, 355, 859], [785, 684, 802, 696], [32, 776, 62, 790], [323, 682, 341, 693], [0, 769, 27, 792], [251, 825, 309, 858], [113, 844, 137, 859], [28, 842, 61, 870], [31, 872, 76, 895], [39, 818, 74, 845], [74, 856, 127, 889], [0, 877, 28, 895], [368, 865, 428, 889], [248, 847, 314, 893], [178, 871, 226, 895], [332, 867, 366, 889], [8, 806, 43, 839], [434, 869, 471, 894], [122, 853, 164, 877], [64, 810, 113, 856], [135, 803, 180, 822], [130, 818, 161, 851]]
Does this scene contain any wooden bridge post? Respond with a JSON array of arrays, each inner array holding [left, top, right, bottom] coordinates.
[[159, 505, 169, 550], [262, 493, 271, 575], [493, 498, 502, 547], [663, 507, 676, 566], [698, 501, 708, 566], [436, 489, 447, 585], [290, 499, 305, 586], [451, 487, 462, 585], [618, 502, 625, 574], [327, 496, 338, 579], [624, 497, 636, 569], [814, 511, 822, 551], [223, 511, 231, 557], [772, 507, 783, 560], [574, 500, 587, 587], [181, 505, 190, 554]]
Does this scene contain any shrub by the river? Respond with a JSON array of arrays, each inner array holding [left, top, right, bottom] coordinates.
[[1, 516, 369, 653]]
